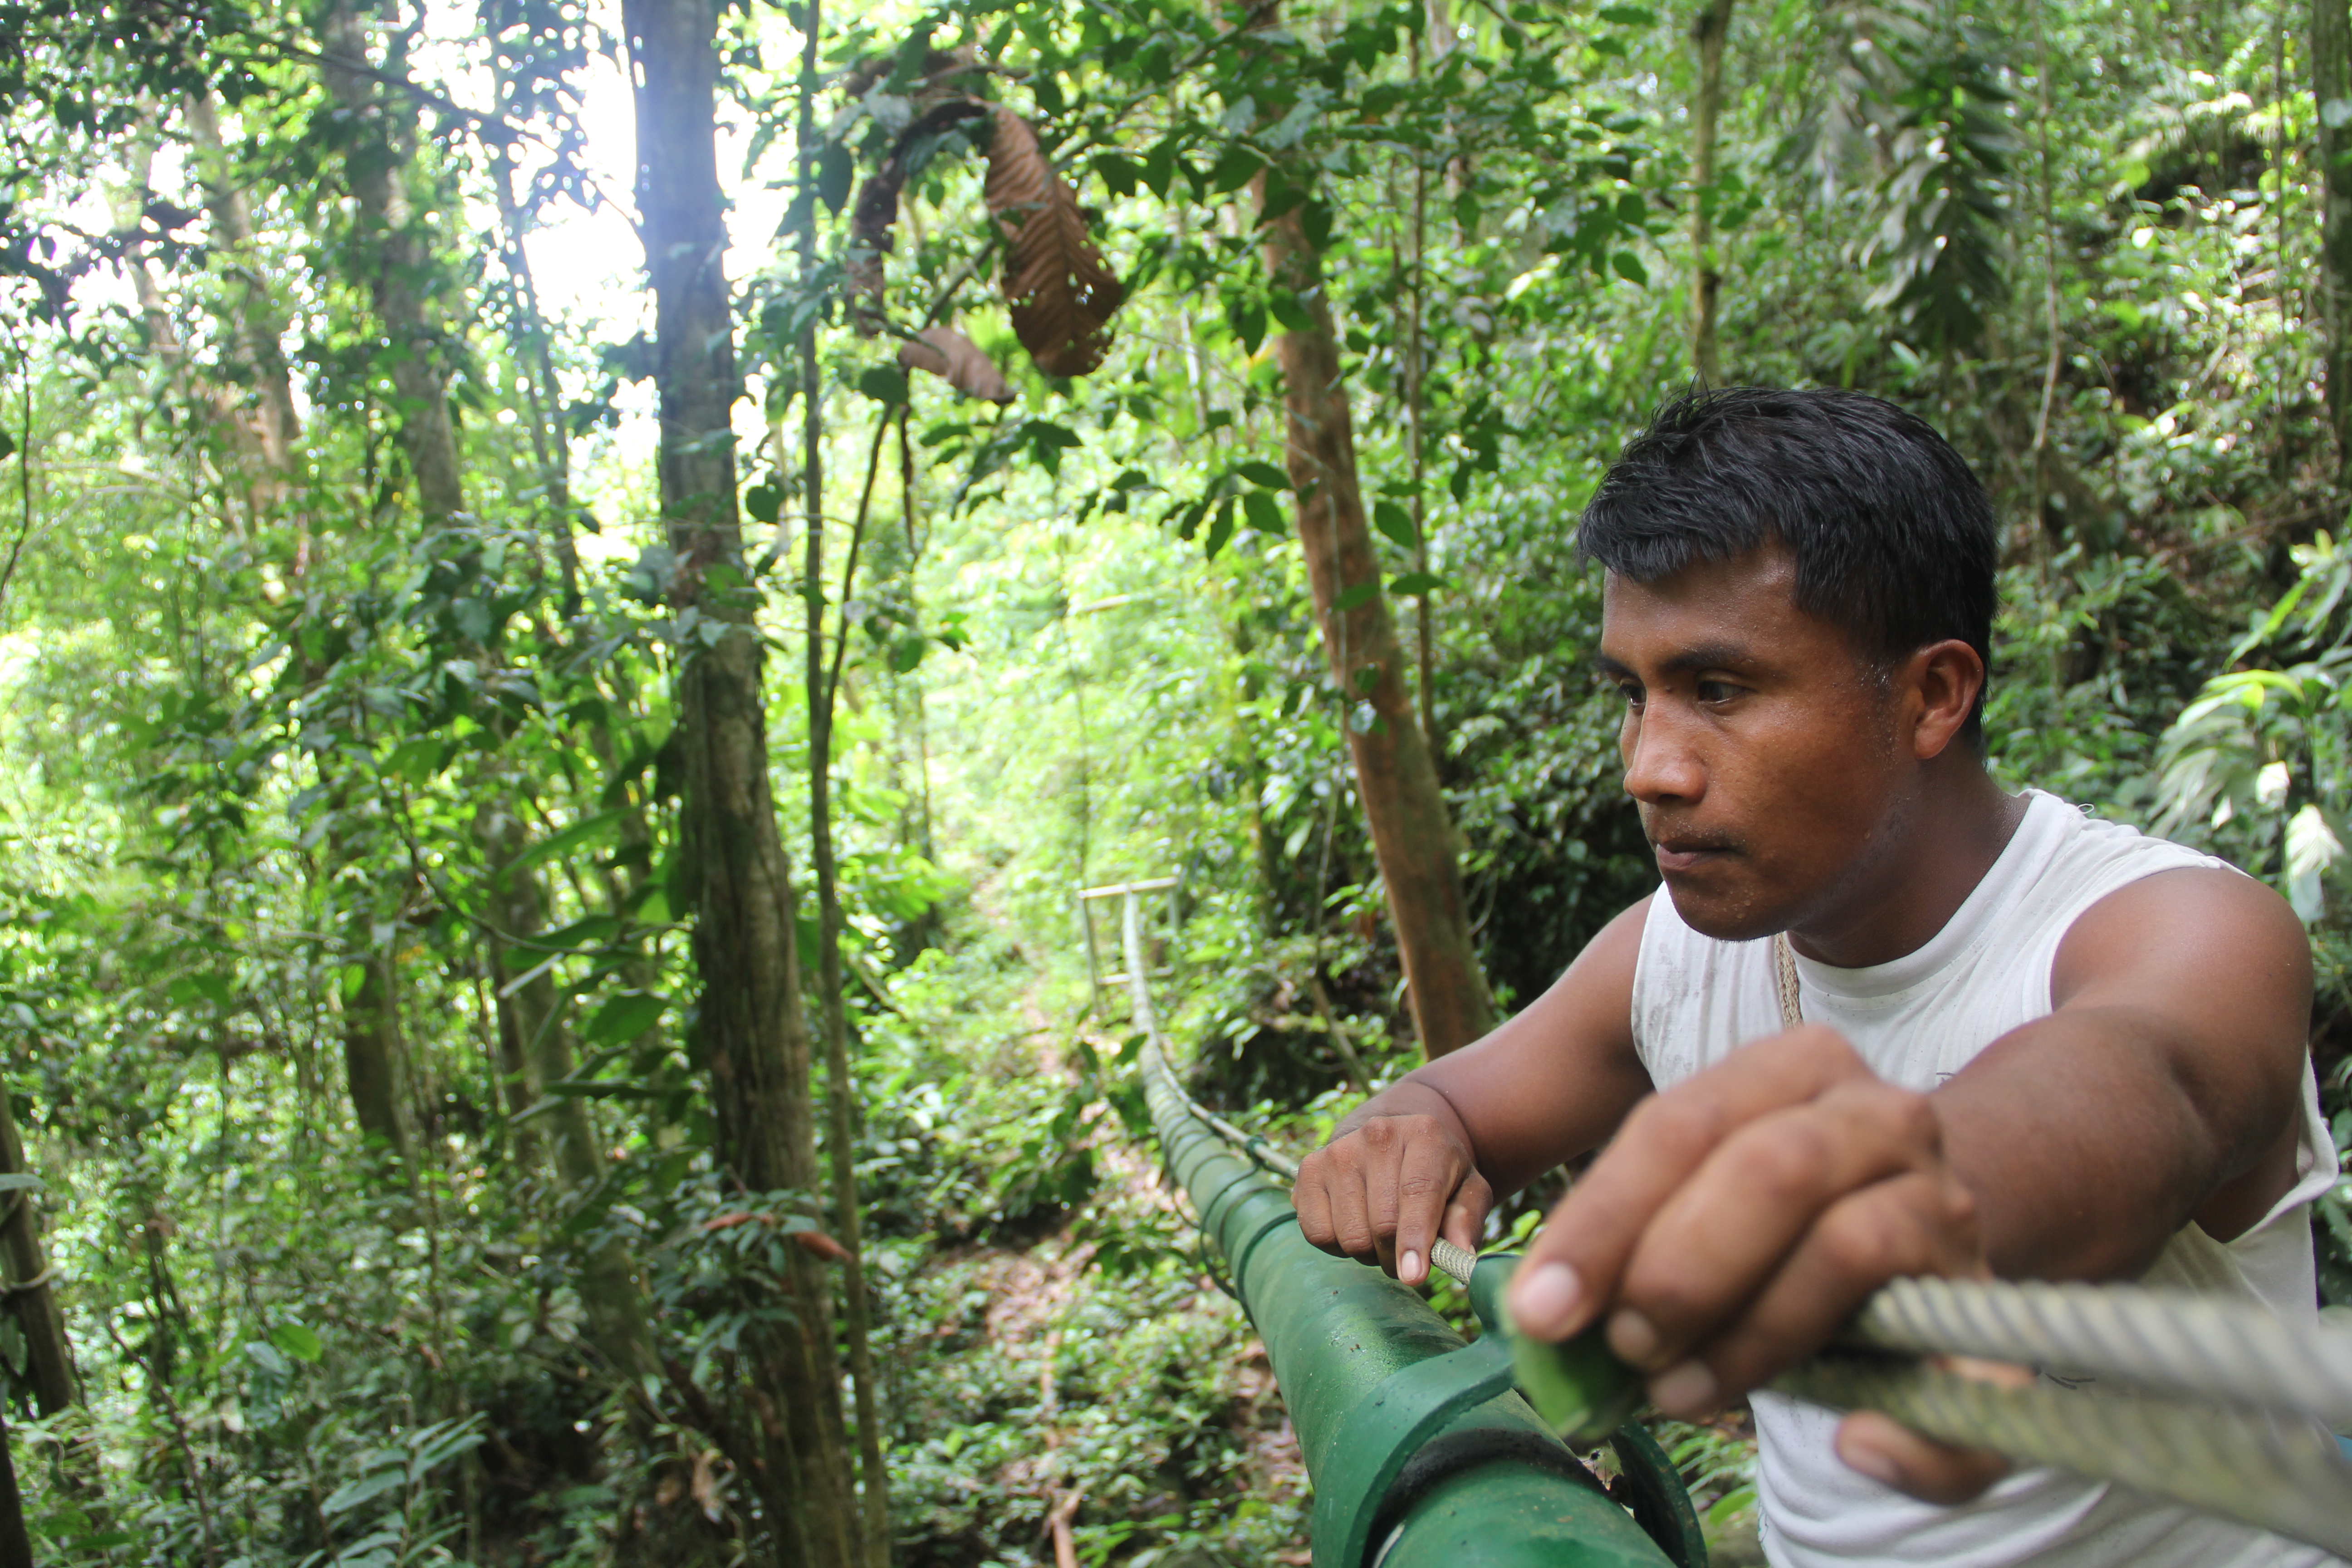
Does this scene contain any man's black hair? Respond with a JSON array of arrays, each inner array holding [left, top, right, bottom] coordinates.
[[1579, 385, 1999, 741]]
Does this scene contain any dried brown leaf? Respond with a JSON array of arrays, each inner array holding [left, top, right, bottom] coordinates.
[[898, 325, 1014, 403], [981, 108, 1126, 377]]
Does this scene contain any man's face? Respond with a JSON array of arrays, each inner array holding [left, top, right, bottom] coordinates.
[[1597, 544, 1909, 941]]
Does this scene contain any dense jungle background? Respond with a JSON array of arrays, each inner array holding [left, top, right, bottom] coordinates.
[[3, 0, 2352, 1561]]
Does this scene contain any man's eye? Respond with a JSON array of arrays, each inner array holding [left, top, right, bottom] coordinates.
[[1616, 682, 1645, 708], [1695, 679, 1741, 703]]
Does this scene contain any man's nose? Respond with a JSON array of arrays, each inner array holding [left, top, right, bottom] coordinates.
[[1621, 706, 1706, 805]]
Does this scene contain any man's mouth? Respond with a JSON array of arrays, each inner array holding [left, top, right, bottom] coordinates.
[[1649, 837, 1737, 874]]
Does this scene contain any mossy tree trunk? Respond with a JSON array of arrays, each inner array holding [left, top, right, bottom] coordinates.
[[621, 0, 862, 1559]]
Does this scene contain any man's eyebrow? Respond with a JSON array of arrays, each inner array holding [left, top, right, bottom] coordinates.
[[1591, 643, 1758, 679]]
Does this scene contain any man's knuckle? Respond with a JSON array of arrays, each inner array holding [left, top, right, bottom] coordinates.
[[1815, 1203, 1905, 1280], [1632, 1093, 1720, 1153], [1880, 1089, 1940, 1149], [1742, 1128, 1830, 1202]]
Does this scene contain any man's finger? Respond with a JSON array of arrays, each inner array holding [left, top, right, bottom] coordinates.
[[1835, 1411, 2011, 1505], [1507, 1025, 1872, 1341], [1654, 1171, 1982, 1411], [1294, 1153, 1341, 1253], [1323, 1150, 1380, 1264], [1441, 1169, 1494, 1258], [1391, 1131, 1466, 1286], [1611, 1082, 1940, 1370]]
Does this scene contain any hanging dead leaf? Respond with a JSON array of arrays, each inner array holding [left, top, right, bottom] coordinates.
[[981, 108, 1126, 377], [690, 1445, 726, 1523], [847, 99, 990, 335], [898, 325, 1014, 403], [791, 1228, 850, 1262]]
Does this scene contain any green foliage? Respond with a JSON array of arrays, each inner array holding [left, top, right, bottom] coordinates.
[[0, 0, 2346, 1560]]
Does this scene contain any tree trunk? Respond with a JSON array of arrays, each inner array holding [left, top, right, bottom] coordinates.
[[1689, 0, 1737, 386], [622, 1, 861, 1562], [0, 1412, 28, 1568], [800, 19, 887, 1547], [0, 1081, 76, 1419], [2317, 0, 2352, 483], [1256, 182, 1494, 1058], [184, 92, 300, 484], [316, 0, 465, 523], [338, 948, 416, 1166], [314, 0, 657, 1385], [476, 798, 657, 1381]]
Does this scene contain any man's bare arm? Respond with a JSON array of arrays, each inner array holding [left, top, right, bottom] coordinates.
[[1501, 865, 2314, 1502], [1940, 865, 2313, 1279], [1292, 898, 1657, 1284]]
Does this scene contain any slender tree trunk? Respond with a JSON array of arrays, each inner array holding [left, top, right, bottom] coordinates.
[[1689, 0, 1736, 385], [0, 1082, 75, 1418], [184, 93, 300, 483], [338, 948, 416, 1166], [315, 2, 657, 1386], [1255, 174, 1494, 1058], [476, 798, 657, 1379], [2316, 0, 2352, 483], [317, 0, 463, 523], [622, 1, 859, 1561], [800, 20, 887, 1544], [1404, 34, 1438, 757], [0, 1414, 28, 1568]]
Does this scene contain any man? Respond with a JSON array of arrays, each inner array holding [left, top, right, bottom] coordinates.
[[1292, 387, 2338, 1566]]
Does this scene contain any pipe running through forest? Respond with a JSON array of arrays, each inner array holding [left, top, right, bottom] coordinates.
[[1110, 887, 2352, 1559]]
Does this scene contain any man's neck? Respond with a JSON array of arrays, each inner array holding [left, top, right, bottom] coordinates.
[[1790, 760, 2028, 970]]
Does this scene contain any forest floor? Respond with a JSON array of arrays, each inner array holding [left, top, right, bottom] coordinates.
[[879, 950, 1765, 1568]]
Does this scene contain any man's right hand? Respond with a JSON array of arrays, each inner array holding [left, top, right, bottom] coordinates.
[[1293, 1102, 1494, 1287]]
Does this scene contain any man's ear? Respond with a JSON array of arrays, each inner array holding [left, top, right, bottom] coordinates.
[[1905, 640, 1985, 761]]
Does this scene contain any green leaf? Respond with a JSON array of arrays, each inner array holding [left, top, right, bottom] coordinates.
[[1141, 137, 1182, 199], [583, 992, 666, 1045], [1208, 143, 1266, 194], [891, 635, 926, 672], [1234, 460, 1290, 489], [1388, 571, 1450, 595], [510, 810, 626, 874], [1334, 581, 1381, 611], [383, 736, 446, 786], [269, 1322, 323, 1362], [1372, 500, 1418, 548], [322, 1467, 406, 1517], [745, 483, 781, 524], [1268, 291, 1316, 334], [818, 142, 854, 215], [858, 365, 910, 405], [1234, 299, 1268, 355], [1092, 153, 1141, 197], [0, 1175, 41, 1194], [1241, 490, 1284, 534], [1611, 250, 1649, 286], [1596, 4, 1656, 24], [0, 428, 13, 462], [1205, 497, 1238, 559]]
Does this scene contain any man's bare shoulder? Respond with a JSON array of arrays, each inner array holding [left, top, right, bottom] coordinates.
[[2053, 864, 2310, 1013]]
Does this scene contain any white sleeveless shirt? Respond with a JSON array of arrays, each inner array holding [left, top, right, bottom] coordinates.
[[1629, 789, 2341, 1568]]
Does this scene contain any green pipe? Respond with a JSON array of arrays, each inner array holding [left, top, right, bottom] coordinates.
[[1141, 1048, 1680, 1568]]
